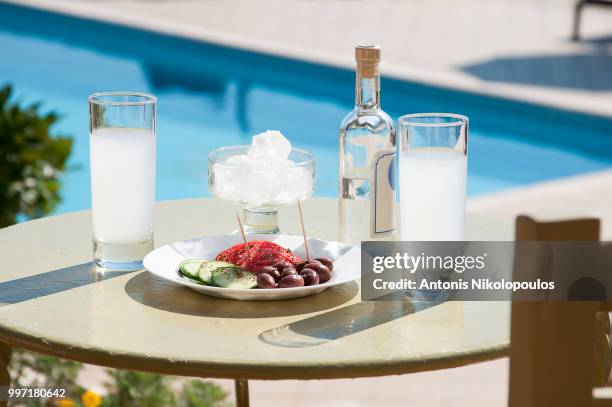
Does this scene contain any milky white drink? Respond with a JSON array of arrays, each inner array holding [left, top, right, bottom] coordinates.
[[399, 150, 467, 241], [90, 128, 156, 255]]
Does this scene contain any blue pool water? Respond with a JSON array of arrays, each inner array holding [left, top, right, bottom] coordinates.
[[2, 3, 612, 215]]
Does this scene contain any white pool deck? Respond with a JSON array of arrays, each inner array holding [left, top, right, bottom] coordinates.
[[5, 0, 612, 405]]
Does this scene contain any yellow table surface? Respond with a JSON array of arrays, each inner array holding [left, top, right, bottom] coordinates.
[[0, 198, 512, 380]]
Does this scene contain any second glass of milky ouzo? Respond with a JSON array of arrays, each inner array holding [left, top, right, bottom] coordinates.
[[398, 113, 468, 241], [89, 92, 156, 270]]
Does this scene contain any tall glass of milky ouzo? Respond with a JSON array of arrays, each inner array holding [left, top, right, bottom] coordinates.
[[398, 113, 468, 241], [339, 45, 396, 244], [89, 92, 156, 270]]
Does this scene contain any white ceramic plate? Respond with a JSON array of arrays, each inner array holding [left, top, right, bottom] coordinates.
[[143, 234, 360, 300]]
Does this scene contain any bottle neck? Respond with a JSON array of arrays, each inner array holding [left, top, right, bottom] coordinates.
[[355, 64, 380, 110]]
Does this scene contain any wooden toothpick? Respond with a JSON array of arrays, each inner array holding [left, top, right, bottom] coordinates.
[[236, 213, 249, 251], [297, 199, 311, 261], [236, 213, 252, 269]]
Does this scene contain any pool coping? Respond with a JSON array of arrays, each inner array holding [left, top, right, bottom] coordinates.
[[3, 0, 612, 119]]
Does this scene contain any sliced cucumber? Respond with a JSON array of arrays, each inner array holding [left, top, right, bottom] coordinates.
[[198, 261, 234, 285], [211, 267, 257, 289], [179, 259, 207, 280]]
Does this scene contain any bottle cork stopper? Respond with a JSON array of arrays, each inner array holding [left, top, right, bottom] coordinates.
[[355, 44, 380, 62], [355, 44, 380, 77]]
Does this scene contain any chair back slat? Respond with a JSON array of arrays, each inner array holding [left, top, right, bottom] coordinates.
[[509, 215, 602, 407]]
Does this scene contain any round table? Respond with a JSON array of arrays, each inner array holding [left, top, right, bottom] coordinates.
[[0, 198, 512, 406]]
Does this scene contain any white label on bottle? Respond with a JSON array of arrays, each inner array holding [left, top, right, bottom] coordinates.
[[370, 150, 395, 237]]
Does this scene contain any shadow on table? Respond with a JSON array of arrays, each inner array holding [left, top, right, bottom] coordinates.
[[125, 272, 359, 318], [259, 296, 442, 347], [0, 262, 133, 305]]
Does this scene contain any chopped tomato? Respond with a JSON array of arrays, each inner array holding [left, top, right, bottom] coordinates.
[[216, 240, 302, 273]]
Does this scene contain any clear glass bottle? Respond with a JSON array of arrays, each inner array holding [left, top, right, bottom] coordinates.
[[339, 45, 396, 245]]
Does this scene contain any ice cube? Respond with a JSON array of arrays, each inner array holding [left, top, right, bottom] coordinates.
[[244, 166, 288, 204], [210, 130, 313, 205], [226, 155, 250, 166], [247, 130, 291, 163], [213, 162, 247, 202], [286, 166, 314, 201]]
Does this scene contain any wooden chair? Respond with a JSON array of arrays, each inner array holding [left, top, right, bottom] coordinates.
[[572, 0, 612, 40], [509, 215, 612, 407]]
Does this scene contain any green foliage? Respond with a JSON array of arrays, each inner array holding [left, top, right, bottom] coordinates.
[[101, 370, 175, 407], [177, 381, 230, 407], [9, 349, 84, 407], [0, 84, 73, 227], [9, 350, 229, 407]]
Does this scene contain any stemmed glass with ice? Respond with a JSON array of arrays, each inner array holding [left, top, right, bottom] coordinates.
[[209, 131, 315, 234]]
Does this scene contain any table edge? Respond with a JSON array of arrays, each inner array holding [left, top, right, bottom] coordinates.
[[0, 326, 508, 380]]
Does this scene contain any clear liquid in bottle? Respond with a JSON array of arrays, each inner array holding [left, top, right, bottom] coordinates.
[[339, 45, 396, 245]]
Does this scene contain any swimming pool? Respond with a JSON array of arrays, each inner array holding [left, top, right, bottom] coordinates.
[[2, 3, 612, 215]]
